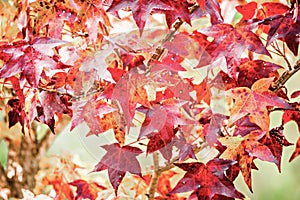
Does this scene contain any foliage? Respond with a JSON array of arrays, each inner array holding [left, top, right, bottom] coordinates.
[[0, 0, 300, 199]]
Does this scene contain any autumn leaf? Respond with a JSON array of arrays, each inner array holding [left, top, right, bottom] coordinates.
[[219, 131, 277, 191], [155, 170, 184, 200], [290, 137, 300, 162], [227, 77, 290, 131], [259, 127, 292, 171], [0, 37, 67, 87], [170, 159, 244, 199], [112, 71, 152, 132], [203, 113, 227, 146], [29, 0, 77, 37], [237, 60, 282, 88], [107, 0, 172, 33], [37, 91, 70, 133], [191, 0, 223, 25], [71, 0, 111, 43], [174, 133, 196, 162], [233, 116, 260, 137], [93, 143, 143, 194], [291, 90, 300, 98], [153, 0, 192, 28], [264, 12, 300, 56], [42, 170, 74, 200], [70, 98, 117, 136], [197, 23, 270, 70], [235, 2, 257, 20], [146, 123, 176, 156], [69, 179, 106, 200], [282, 110, 300, 132]]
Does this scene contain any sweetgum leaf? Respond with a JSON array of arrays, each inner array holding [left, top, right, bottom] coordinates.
[[69, 179, 106, 200], [259, 127, 292, 171], [72, 0, 111, 44], [112, 71, 152, 132], [71, 99, 116, 136], [174, 133, 196, 162], [264, 12, 300, 56], [0, 37, 67, 87], [227, 77, 290, 130], [237, 60, 282, 88], [146, 123, 176, 155], [192, 0, 223, 25], [204, 113, 227, 146], [282, 110, 300, 132], [235, 2, 257, 20], [291, 90, 300, 98], [198, 23, 270, 70], [93, 143, 143, 194], [171, 159, 244, 199], [37, 91, 68, 133], [219, 131, 277, 191], [107, 0, 172, 33], [154, 0, 192, 28], [290, 137, 300, 162]]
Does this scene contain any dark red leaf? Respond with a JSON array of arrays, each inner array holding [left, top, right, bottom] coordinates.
[[282, 110, 300, 132], [93, 143, 143, 194], [291, 90, 300, 98], [290, 137, 300, 162], [171, 159, 244, 199]]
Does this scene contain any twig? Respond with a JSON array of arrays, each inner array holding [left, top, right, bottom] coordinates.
[[148, 152, 160, 200], [147, 5, 199, 66], [270, 42, 292, 70], [271, 59, 300, 93]]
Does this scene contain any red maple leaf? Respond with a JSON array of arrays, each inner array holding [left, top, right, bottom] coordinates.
[[0, 37, 67, 87], [203, 113, 227, 146], [69, 179, 106, 200], [170, 159, 244, 199], [112, 71, 152, 132], [237, 59, 282, 88], [290, 138, 300, 162], [198, 23, 270, 70], [219, 130, 277, 191], [282, 110, 300, 132], [235, 2, 257, 20], [259, 127, 292, 171], [37, 91, 70, 133], [227, 77, 290, 131], [191, 0, 223, 25], [107, 0, 172, 33], [70, 98, 116, 136], [93, 143, 143, 194]]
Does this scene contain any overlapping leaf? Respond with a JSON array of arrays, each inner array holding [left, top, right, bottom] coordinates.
[[171, 159, 244, 199], [93, 143, 143, 194], [227, 77, 290, 130], [219, 131, 277, 191]]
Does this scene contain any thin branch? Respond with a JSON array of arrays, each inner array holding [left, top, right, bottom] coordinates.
[[148, 152, 160, 200], [147, 5, 199, 66], [270, 42, 292, 70], [271, 59, 300, 92], [158, 142, 209, 173]]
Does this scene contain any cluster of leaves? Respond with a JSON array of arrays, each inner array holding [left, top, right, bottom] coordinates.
[[0, 0, 300, 199]]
